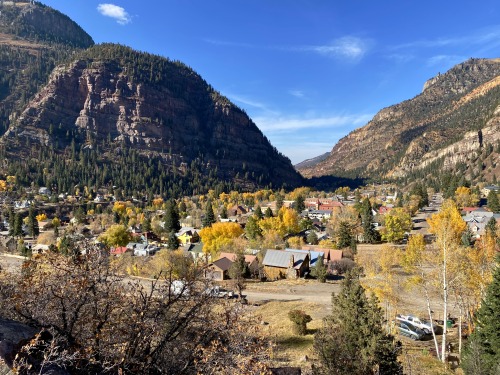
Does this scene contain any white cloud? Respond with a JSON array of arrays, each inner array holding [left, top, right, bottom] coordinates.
[[392, 26, 500, 51], [308, 36, 371, 60], [426, 54, 466, 67], [227, 94, 280, 115], [254, 113, 373, 132], [97, 4, 131, 25], [289, 90, 305, 98]]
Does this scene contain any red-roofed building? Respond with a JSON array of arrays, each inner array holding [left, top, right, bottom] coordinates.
[[110, 246, 129, 256]]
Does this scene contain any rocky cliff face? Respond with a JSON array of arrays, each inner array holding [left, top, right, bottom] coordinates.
[[297, 58, 500, 183], [3, 44, 303, 189]]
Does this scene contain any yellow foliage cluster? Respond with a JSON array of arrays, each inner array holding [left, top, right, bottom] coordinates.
[[259, 207, 300, 237], [36, 213, 47, 222], [152, 197, 164, 207], [454, 186, 479, 208], [199, 222, 244, 257], [112, 201, 127, 214]]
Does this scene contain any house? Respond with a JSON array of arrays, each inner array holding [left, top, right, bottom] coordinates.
[[205, 257, 233, 281], [186, 242, 205, 261], [129, 243, 160, 256], [262, 249, 309, 280], [481, 185, 500, 197], [285, 248, 323, 268], [306, 210, 333, 220], [218, 252, 259, 275], [305, 198, 320, 210], [318, 199, 343, 211], [378, 206, 393, 215], [463, 211, 499, 238], [228, 205, 247, 216], [110, 246, 129, 256], [38, 187, 50, 196], [176, 227, 200, 245], [302, 246, 344, 263]]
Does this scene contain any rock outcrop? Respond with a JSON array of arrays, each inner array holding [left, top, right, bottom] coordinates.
[[2, 44, 303, 189], [297, 58, 500, 182]]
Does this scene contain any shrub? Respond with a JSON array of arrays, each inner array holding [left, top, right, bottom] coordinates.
[[288, 309, 312, 335]]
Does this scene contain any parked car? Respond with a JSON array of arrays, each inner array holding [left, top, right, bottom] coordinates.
[[204, 286, 234, 299], [396, 314, 437, 334], [395, 320, 425, 340]]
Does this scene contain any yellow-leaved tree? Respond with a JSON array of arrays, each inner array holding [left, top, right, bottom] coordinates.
[[199, 222, 244, 259], [402, 233, 440, 358], [454, 186, 479, 209], [381, 207, 412, 243], [98, 224, 132, 247], [426, 199, 466, 362]]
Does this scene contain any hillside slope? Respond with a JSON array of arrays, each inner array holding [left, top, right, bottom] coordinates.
[[297, 58, 500, 184], [1, 44, 303, 195], [0, 1, 94, 135]]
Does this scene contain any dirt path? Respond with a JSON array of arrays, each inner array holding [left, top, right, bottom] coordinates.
[[244, 279, 341, 306]]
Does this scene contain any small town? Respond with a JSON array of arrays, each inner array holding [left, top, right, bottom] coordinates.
[[1, 1, 500, 374]]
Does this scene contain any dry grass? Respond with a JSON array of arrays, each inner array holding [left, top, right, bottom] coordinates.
[[250, 300, 325, 367]]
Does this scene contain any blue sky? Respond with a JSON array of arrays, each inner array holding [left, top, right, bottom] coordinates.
[[42, 0, 500, 164]]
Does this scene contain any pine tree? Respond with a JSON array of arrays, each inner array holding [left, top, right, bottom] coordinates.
[[276, 194, 284, 211], [202, 199, 216, 228], [461, 257, 500, 375], [487, 190, 500, 212], [313, 269, 402, 375], [311, 254, 327, 282], [164, 199, 180, 233], [13, 213, 23, 238], [307, 230, 319, 245], [295, 195, 305, 213], [220, 205, 228, 219], [167, 231, 179, 250], [27, 207, 39, 238], [336, 221, 353, 249], [360, 198, 379, 244], [245, 216, 262, 240], [264, 207, 273, 218], [254, 205, 263, 220]]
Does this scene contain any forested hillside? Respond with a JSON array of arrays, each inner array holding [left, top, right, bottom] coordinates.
[[298, 58, 500, 189]]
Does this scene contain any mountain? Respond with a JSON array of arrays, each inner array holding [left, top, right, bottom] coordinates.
[[0, 1, 94, 135], [297, 58, 500, 187], [0, 3, 303, 197], [294, 152, 329, 170]]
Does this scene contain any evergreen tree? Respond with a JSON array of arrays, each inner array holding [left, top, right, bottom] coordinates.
[[220, 205, 228, 219], [462, 257, 500, 375], [164, 199, 180, 233], [487, 190, 500, 212], [336, 221, 353, 249], [27, 207, 39, 238], [295, 195, 305, 213], [202, 199, 216, 228], [307, 230, 319, 245], [254, 205, 263, 220], [13, 213, 23, 238], [142, 216, 152, 233], [245, 216, 262, 240], [360, 198, 379, 244], [313, 270, 402, 375], [311, 254, 327, 282], [167, 231, 179, 250], [276, 194, 284, 211], [485, 217, 497, 237], [264, 207, 273, 218], [462, 226, 475, 247]]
